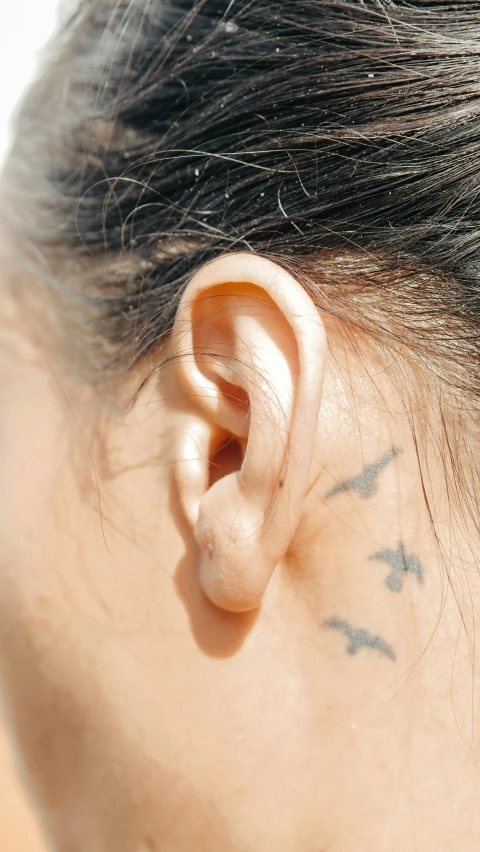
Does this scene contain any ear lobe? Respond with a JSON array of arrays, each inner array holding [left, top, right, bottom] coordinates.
[[172, 253, 327, 613]]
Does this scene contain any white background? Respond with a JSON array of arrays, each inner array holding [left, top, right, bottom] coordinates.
[[0, 1, 60, 166]]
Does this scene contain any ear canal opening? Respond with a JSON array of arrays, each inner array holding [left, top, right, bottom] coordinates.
[[208, 433, 244, 488], [216, 375, 249, 412]]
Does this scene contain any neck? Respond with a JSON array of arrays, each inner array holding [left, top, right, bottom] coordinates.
[[274, 343, 480, 846]]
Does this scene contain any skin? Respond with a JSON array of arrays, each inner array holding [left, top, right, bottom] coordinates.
[[0, 252, 480, 851]]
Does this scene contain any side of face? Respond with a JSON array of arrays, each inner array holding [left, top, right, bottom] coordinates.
[[0, 254, 478, 852]]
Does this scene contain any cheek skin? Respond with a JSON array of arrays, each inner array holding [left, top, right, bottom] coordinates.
[[0, 372, 332, 851], [1, 359, 480, 851], [0, 368, 319, 849], [0, 520, 324, 849]]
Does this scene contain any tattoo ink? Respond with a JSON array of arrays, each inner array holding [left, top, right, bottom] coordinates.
[[369, 542, 424, 592], [324, 617, 396, 661], [326, 447, 401, 500]]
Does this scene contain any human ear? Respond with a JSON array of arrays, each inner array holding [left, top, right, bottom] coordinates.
[[172, 253, 327, 613]]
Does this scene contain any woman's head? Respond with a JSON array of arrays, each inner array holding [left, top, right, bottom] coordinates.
[[0, 1, 480, 849], [4, 0, 480, 390]]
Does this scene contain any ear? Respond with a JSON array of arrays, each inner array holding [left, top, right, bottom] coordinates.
[[172, 253, 327, 613]]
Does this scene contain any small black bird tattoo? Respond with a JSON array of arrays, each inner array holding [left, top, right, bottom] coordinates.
[[369, 542, 424, 592], [326, 447, 401, 500], [324, 617, 396, 661]]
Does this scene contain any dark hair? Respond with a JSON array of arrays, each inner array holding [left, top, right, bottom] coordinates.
[[3, 0, 480, 412]]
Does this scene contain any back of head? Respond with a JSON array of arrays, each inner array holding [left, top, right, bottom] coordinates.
[[0, 2, 480, 850]]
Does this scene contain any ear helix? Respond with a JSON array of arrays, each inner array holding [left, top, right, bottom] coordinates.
[[174, 418, 210, 529]]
